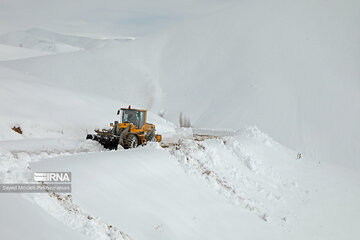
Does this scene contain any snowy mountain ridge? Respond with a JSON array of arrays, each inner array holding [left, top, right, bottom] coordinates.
[[0, 28, 134, 53]]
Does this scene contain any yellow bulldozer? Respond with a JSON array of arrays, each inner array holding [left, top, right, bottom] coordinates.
[[86, 106, 161, 150]]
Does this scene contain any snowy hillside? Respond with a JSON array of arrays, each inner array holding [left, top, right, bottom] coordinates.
[[0, 28, 134, 53], [156, 0, 360, 169], [1, 1, 359, 169], [0, 43, 50, 60], [0, 0, 359, 240]]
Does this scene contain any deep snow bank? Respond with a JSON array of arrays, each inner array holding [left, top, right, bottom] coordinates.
[[0, 194, 89, 240], [26, 127, 360, 240], [169, 127, 360, 239], [30, 144, 280, 240], [172, 127, 302, 224], [0, 139, 132, 240]]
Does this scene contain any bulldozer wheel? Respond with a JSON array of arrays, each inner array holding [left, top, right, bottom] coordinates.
[[150, 135, 157, 142], [124, 134, 138, 149], [145, 130, 156, 142], [147, 133, 156, 142]]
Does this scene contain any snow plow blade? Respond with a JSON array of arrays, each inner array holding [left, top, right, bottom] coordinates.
[[86, 133, 119, 150]]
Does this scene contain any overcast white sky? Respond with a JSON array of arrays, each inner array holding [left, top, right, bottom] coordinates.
[[0, 0, 233, 36]]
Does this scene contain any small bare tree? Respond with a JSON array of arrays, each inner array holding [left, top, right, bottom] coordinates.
[[179, 112, 184, 127], [184, 118, 189, 128], [187, 118, 191, 128], [179, 112, 191, 128]]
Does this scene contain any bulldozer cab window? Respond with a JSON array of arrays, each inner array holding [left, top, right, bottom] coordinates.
[[139, 111, 145, 129], [122, 110, 138, 126], [121, 110, 145, 128]]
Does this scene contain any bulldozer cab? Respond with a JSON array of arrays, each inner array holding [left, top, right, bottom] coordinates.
[[119, 108, 146, 129]]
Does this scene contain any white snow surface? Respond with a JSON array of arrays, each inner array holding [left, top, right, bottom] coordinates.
[[0, 194, 89, 240], [0, 0, 359, 239], [0, 43, 50, 61]]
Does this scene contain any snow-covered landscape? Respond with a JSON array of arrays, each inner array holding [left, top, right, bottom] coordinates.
[[1, 0, 359, 239]]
